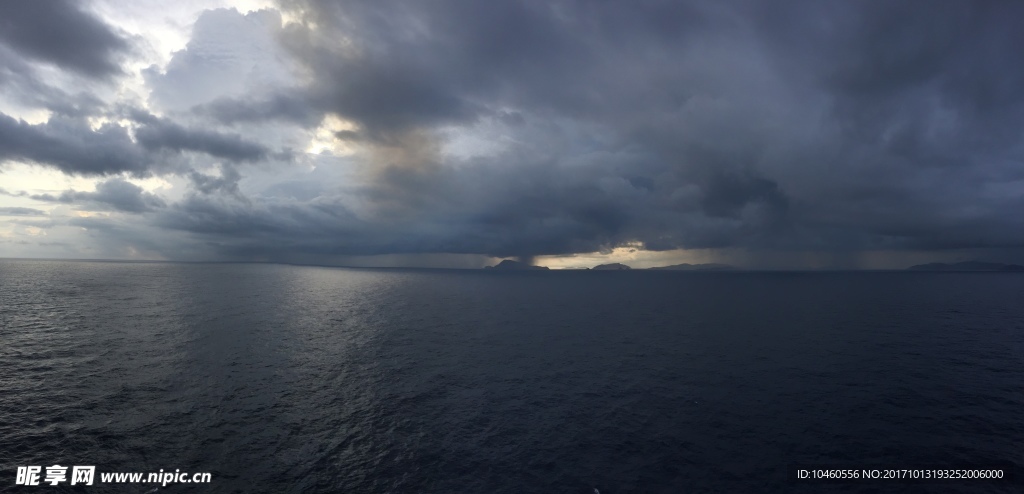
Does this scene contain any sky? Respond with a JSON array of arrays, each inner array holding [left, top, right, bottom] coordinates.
[[1, 0, 1022, 269]]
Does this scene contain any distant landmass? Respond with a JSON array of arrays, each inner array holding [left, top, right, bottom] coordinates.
[[592, 263, 631, 270], [907, 261, 1024, 272], [484, 260, 550, 270], [648, 263, 735, 271]]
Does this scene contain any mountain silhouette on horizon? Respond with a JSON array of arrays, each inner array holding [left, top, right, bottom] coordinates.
[[484, 259, 550, 270], [907, 261, 1024, 272], [648, 263, 735, 271]]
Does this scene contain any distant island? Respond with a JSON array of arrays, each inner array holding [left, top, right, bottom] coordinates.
[[648, 263, 735, 271], [484, 259, 550, 270], [907, 261, 1024, 272], [592, 263, 631, 270]]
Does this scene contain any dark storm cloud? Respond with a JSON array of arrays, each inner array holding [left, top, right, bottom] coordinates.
[[754, 1, 1024, 154], [277, 0, 597, 137], [154, 149, 795, 261], [0, 0, 128, 78], [29, 178, 166, 213], [224, 0, 1023, 262]]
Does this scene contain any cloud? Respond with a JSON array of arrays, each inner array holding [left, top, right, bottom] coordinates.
[[0, 206, 47, 216], [0, 109, 278, 176], [236, 0, 1023, 263], [145, 8, 293, 112], [187, 164, 251, 205], [131, 111, 271, 163], [31, 178, 166, 213], [0, 0, 129, 78], [0, 113, 148, 175], [0, 46, 107, 117], [194, 92, 319, 127]]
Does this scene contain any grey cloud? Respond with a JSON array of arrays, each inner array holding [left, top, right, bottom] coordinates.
[[132, 112, 271, 162], [5, 0, 1024, 267], [0, 113, 149, 175], [0, 206, 47, 216], [0, 109, 280, 176], [1, 239, 69, 247], [31, 178, 166, 213], [187, 164, 252, 205], [194, 92, 319, 127], [65, 214, 186, 259], [0, 0, 128, 78], [4, 217, 58, 229], [0, 46, 106, 117]]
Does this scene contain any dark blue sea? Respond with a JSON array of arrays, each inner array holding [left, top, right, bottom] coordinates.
[[1, 260, 1022, 493]]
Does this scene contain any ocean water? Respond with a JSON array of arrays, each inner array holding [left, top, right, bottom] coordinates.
[[1, 260, 1021, 493]]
